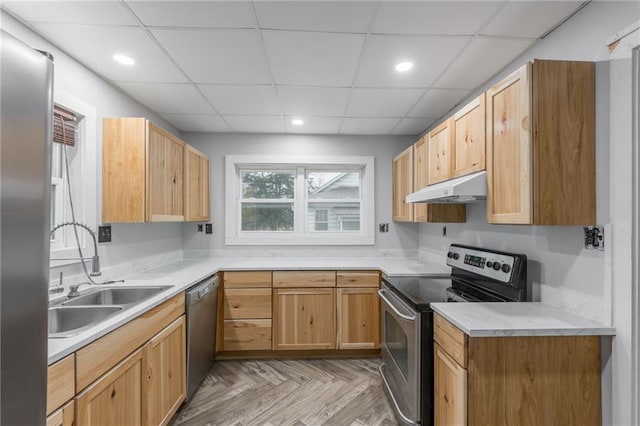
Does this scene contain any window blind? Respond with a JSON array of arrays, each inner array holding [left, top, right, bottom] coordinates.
[[53, 104, 77, 147]]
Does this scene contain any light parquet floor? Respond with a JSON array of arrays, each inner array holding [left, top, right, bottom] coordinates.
[[172, 358, 399, 426]]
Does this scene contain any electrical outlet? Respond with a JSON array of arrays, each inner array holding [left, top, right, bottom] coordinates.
[[205, 223, 213, 234], [379, 223, 389, 233], [197, 224, 203, 232], [98, 225, 112, 243], [583, 226, 604, 250]]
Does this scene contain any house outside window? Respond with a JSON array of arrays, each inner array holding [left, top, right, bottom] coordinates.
[[225, 155, 374, 246]]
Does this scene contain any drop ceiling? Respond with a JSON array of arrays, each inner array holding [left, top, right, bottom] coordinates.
[[2, 1, 585, 135]]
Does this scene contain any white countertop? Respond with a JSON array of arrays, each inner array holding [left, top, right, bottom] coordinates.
[[48, 257, 450, 364], [431, 302, 615, 337]]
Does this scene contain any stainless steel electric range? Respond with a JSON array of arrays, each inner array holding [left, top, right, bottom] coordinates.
[[378, 244, 528, 425]]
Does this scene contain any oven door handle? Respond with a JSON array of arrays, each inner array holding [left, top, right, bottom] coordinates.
[[379, 363, 418, 425], [378, 289, 416, 322]]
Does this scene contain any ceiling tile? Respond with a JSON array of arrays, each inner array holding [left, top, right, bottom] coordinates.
[[277, 86, 350, 116], [34, 24, 187, 82], [481, 2, 583, 38], [160, 114, 231, 132], [199, 85, 281, 115], [116, 83, 214, 114], [346, 88, 425, 117], [284, 116, 342, 134], [392, 118, 436, 136], [373, 2, 503, 35], [434, 37, 534, 90], [224, 115, 285, 133], [262, 30, 365, 86], [408, 88, 470, 119], [126, 1, 255, 28], [353, 35, 470, 87], [3, 1, 137, 25], [152, 28, 272, 84], [254, 1, 374, 33], [340, 118, 400, 135]]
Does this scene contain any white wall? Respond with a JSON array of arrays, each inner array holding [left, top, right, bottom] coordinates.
[[181, 132, 417, 257], [0, 11, 185, 282]]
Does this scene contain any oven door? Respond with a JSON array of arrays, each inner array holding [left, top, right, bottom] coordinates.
[[378, 284, 420, 425]]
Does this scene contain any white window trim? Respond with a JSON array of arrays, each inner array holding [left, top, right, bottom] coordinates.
[[49, 91, 97, 267], [225, 155, 375, 246]]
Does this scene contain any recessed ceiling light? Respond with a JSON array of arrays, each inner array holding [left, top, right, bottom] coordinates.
[[395, 61, 414, 72], [113, 54, 135, 66], [291, 118, 304, 126]]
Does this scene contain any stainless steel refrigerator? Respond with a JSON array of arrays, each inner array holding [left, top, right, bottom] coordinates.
[[1, 30, 53, 425]]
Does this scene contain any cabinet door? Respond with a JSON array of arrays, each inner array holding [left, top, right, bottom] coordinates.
[[147, 123, 185, 222], [453, 94, 486, 177], [485, 64, 532, 224], [76, 348, 144, 426], [336, 287, 380, 350], [273, 288, 335, 350], [414, 137, 467, 223], [46, 401, 74, 426], [185, 145, 210, 222], [392, 145, 414, 222], [428, 118, 454, 185], [434, 344, 467, 426], [144, 316, 187, 426]]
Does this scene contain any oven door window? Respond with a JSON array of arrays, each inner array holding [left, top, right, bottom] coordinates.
[[385, 311, 409, 380]]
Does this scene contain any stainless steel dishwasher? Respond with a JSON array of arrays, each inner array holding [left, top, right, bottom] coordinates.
[[185, 274, 219, 400]]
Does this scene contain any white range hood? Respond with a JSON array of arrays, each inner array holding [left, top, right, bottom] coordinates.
[[406, 170, 487, 204]]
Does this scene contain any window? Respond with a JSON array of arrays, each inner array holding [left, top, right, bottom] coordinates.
[[226, 156, 374, 245], [49, 91, 97, 266]]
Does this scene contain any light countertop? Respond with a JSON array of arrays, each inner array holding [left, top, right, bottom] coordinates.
[[431, 302, 615, 337], [48, 257, 450, 364]]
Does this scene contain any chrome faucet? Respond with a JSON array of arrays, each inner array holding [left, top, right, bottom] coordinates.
[[50, 221, 101, 276]]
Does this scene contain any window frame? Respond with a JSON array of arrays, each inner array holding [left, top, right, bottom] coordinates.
[[49, 91, 97, 267], [225, 155, 375, 246]]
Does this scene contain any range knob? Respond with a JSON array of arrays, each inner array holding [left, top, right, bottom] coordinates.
[[501, 264, 511, 273], [486, 261, 493, 268], [493, 262, 501, 271], [452, 253, 459, 260], [447, 252, 453, 258]]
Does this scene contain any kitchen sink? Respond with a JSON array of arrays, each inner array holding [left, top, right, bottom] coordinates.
[[49, 306, 123, 338], [61, 286, 171, 307]]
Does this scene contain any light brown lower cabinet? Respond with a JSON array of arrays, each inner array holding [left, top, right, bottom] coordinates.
[[336, 287, 380, 349], [76, 347, 144, 426], [434, 314, 602, 426], [273, 287, 336, 350], [144, 316, 187, 426], [46, 400, 75, 426]]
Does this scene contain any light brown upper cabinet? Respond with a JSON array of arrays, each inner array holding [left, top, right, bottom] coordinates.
[[392, 145, 414, 222], [413, 137, 466, 223], [427, 118, 454, 185], [453, 94, 486, 177], [485, 60, 595, 225], [184, 145, 210, 222], [103, 118, 185, 223]]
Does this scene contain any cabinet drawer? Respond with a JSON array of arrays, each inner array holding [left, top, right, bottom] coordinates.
[[224, 271, 272, 288], [46, 400, 74, 426], [223, 319, 272, 351], [337, 271, 379, 288], [47, 355, 75, 415], [273, 271, 336, 288], [223, 288, 272, 319], [434, 314, 467, 368], [75, 292, 185, 392]]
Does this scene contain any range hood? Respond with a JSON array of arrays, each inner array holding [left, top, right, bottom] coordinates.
[[406, 170, 487, 204]]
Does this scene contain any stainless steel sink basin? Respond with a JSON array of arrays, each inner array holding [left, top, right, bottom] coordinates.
[[61, 286, 170, 307], [49, 306, 123, 338]]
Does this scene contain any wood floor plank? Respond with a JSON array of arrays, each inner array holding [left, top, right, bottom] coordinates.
[[172, 358, 398, 426]]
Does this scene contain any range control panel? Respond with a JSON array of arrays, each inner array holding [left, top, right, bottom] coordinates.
[[446, 245, 516, 283]]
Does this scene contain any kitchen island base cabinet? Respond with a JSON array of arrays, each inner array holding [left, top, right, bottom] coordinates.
[[273, 288, 336, 350], [434, 314, 602, 426]]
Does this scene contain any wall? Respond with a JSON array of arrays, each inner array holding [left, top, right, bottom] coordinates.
[[0, 11, 185, 283], [182, 132, 417, 257]]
